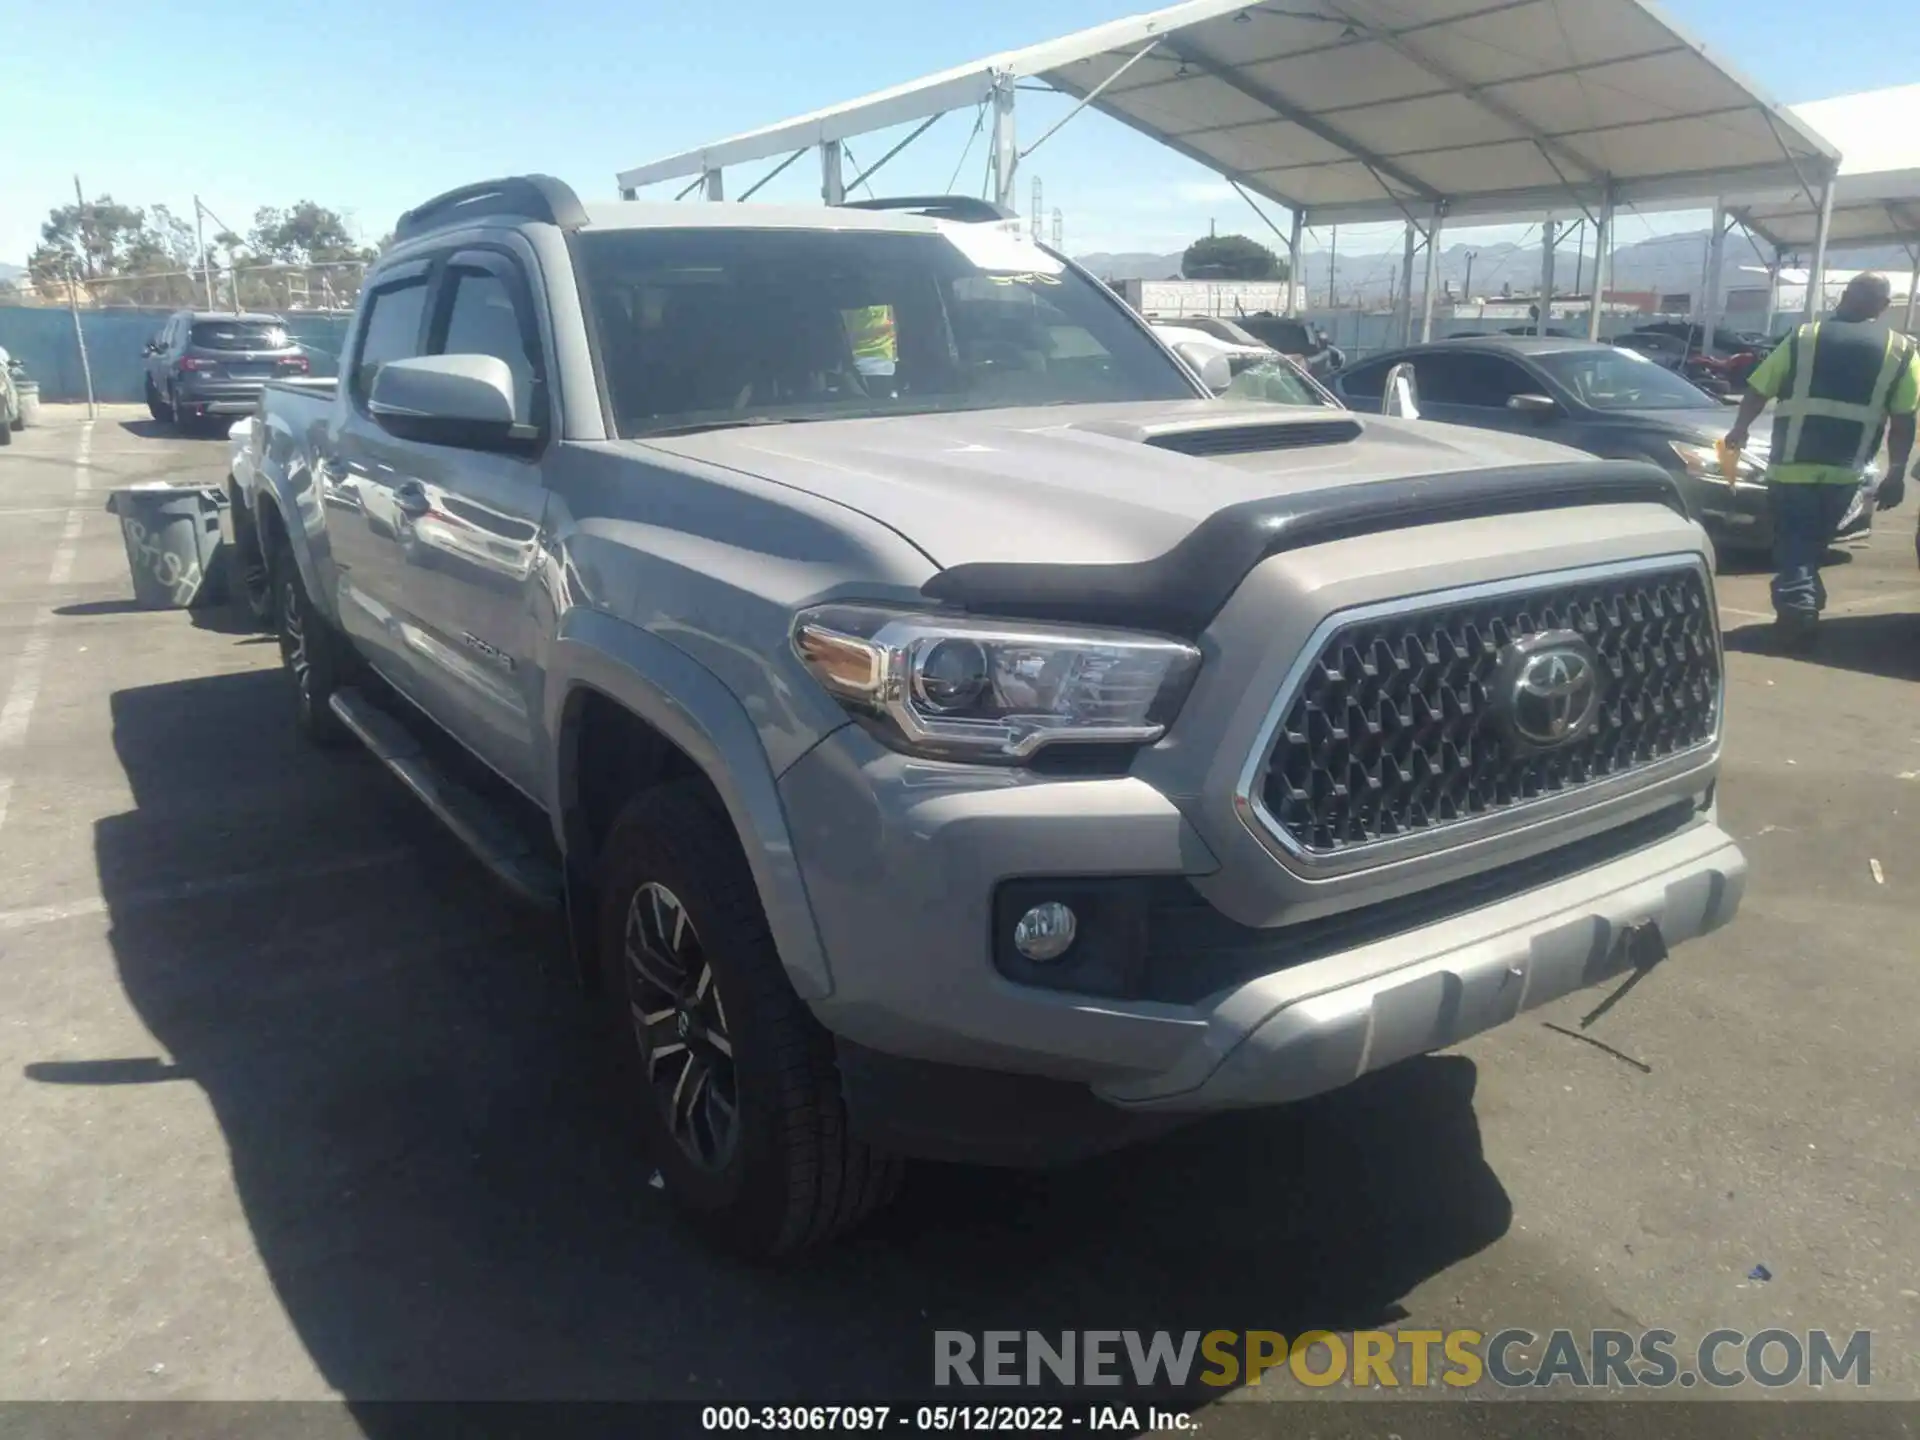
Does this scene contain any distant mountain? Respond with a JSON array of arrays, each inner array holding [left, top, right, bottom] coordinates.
[[1075, 231, 1915, 305], [0, 261, 23, 288]]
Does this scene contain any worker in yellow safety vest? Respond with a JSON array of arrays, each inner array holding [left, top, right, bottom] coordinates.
[[1725, 272, 1918, 646]]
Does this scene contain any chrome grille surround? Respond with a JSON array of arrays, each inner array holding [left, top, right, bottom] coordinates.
[[1233, 554, 1723, 877]]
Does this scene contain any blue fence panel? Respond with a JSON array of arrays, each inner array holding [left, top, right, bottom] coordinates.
[[0, 306, 351, 403]]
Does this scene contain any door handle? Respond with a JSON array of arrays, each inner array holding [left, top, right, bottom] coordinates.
[[393, 482, 432, 518]]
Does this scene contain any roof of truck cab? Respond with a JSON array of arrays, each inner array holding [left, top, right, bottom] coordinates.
[[578, 200, 945, 234]]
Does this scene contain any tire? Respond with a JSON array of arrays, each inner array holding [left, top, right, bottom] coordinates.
[[0, 421, 11, 447], [227, 495, 274, 630], [145, 378, 166, 422], [271, 545, 353, 747], [596, 780, 901, 1258]]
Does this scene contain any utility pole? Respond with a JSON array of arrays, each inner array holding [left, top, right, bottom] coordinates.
[[1209, 217, 1216, 238], [1463, 251, 1476, 303], [193, 196, 215, 309], [1571, 220, 1585, 306], [65, 263, 97, 419], [1328, 226, 1337, 308], [72, 175, 91, 280]]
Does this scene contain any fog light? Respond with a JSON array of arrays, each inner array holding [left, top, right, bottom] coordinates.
[[1013, 902, 1077, 962]]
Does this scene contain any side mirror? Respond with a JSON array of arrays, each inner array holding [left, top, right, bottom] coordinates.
[[1382, 362, 1420, 419], [368, 354, 522, 449], [143, 341, 160, 356], [1507, 393, 1558, 416], [1174, 341, 1234, 395]]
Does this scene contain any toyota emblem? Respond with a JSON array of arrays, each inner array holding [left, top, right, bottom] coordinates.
[[1494, 630, 1605, 749]]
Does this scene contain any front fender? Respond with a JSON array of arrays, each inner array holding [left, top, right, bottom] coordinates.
[[546, 607, 836, 1001]]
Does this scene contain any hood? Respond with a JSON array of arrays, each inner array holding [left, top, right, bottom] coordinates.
[[1610, 405, 1746, 442], [637, 401, 1591, 568]]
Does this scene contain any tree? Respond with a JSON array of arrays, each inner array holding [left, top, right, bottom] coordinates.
[[27, 194, 151, 287], [246, 202, 373, 266], [1180, 233, 1287, 282]]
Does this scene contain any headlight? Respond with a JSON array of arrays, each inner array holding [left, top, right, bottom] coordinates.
[[1669, 439, 1764, 487], [792, 605, 1202, 762]]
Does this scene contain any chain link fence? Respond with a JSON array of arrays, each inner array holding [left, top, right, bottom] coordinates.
[[0, 261, 361, 404]]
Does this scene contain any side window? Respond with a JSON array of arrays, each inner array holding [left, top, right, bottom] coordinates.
[[1338, 359, 1389, 401], [436, 266, 540, 425], [351, 279, 429, 406], [1412, 354, 1532, 408]]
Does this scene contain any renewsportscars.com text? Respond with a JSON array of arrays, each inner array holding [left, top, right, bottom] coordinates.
[[933, 1328, 1871, 1390]]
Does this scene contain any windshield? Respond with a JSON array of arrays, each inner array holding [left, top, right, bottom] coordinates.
[[576, 226, 1197, 437], [190, 320, 290, 351], [1173, 316, 1264, 347], [1222, 356, 1330, 408], [1532, 347, 1717, 411]]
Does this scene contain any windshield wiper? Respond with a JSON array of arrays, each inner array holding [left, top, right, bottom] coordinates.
[[637, 415, 831, 438]]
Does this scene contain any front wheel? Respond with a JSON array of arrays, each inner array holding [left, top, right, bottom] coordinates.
[[145, 378, 166, 421], [597, 780, 901, 1258], [273, 551, 352, 747]]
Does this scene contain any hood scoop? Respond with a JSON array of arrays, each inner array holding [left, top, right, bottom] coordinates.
[[1144, 418, 1362, 457]]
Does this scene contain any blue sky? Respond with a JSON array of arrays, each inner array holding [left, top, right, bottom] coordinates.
[[3, 0, 1912, 281]]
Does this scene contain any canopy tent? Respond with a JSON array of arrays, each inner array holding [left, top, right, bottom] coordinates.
[[1716, 86, 1920, 331], [614, 0, 1839, 341]]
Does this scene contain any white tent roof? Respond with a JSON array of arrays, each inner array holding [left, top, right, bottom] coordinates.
[[615, 0, 1838, 227], [1726, 86, 1920, 254]]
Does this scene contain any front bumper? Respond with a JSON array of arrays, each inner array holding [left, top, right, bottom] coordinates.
[[781, 726, 1745, 1117], [1694, 472, 1880, 551]]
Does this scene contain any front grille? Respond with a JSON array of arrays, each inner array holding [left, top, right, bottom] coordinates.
[[1146, 419, 1360, 457], [1255, 563, 1719, 857]]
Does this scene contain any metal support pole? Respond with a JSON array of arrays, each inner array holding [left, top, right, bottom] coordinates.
[[1420, 205, 1444, 343], [65, 266, 96, 419], [1804, 172, 1835, 321], [1904, 251, 1919, 334], [989, 72, 1018, 213], [1399, 222, 1417, 346], [1539, 219, 1558, 336], [1287, 209, 1304, 316], [820, 142, 845, 206], [193, 195, 214, 309], [1586, 193, 1612, 341], [1327, 226, 1337, 308], [1701, 201, 1726, 340], [703, 169, 724, 201]]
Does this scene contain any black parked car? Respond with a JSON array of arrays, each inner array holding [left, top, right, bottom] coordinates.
[[1328, 336, 1881, 554]]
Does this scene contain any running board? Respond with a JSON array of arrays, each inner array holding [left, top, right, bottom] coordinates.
[[328, 687, 562, 909]]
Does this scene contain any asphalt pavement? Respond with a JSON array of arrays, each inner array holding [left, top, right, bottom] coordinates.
[[0, 406, 1916, 1426]]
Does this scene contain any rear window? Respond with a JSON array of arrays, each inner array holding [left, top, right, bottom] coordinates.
[[190, 320, 290, 351]]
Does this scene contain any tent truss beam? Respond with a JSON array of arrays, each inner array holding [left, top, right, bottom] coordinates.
[[1161, 37, 1440, 206]]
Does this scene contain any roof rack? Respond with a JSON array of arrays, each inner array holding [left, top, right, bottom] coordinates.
[[393, 175, 589, 242], [839, 196, 1015, 224]]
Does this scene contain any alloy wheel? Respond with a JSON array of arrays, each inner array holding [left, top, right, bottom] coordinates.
[[280, 576, 311, 700], [624, 881, 738, 1170]]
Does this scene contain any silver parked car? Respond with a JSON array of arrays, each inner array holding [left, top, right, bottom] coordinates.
[[229, 175, 1745, 1256]]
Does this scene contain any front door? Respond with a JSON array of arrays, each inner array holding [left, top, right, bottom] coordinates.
[[381, 247, 554, 797], [326, 263, 435, 685]]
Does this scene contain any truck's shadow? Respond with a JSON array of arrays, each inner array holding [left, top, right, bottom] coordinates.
[[53, 668, 1512, 1409]]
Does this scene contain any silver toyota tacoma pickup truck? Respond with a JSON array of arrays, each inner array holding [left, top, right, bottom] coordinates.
[[226, 175, 1745, 1257]]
